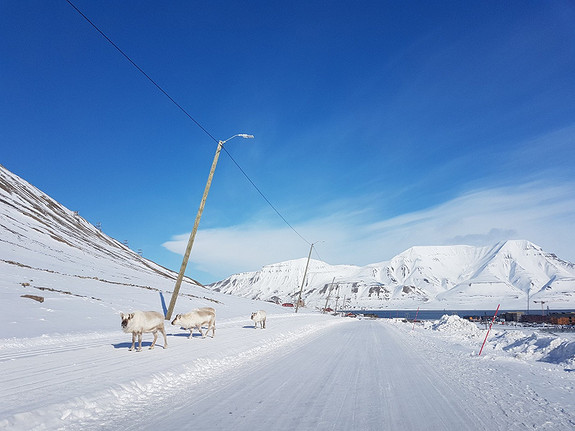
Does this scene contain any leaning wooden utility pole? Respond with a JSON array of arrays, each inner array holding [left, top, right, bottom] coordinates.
[[295, 242, 315, 313], [165, 134, 253, 321], [165, 140, 224, 320]]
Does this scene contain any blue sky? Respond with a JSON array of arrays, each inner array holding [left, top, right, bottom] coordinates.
[[2, 1, 575, 283]]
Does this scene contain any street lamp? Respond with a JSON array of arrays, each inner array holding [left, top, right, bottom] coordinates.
[[165, 133, 254, 320]]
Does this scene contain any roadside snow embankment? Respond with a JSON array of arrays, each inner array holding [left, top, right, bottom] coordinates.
[[490, 329, 575, 367], [412, 315, 575, 368], [385, 316, 575, 430], [428, 314, 483, 338]]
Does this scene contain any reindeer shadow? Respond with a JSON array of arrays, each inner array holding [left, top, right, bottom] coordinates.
[[169, 330, 212, 338], [169, 332, 204, 338], [112, 341, 155, 349]]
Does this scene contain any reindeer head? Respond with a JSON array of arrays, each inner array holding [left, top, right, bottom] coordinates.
[[120, 312, 134, 329]]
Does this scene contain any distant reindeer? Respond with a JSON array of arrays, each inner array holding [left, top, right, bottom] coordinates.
[[171, 307, 216, 339], [251, 310, 267, 329], [121, 311, 168, 352]]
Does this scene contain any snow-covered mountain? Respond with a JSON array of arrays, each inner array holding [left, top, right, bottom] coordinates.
[[208, 241, 575, 310], [2, 163, 574, 313]]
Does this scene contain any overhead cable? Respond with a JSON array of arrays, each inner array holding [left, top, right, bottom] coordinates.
[[65, 0, 311, 246]]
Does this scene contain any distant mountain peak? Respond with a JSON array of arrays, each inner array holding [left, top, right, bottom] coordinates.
[[207, 240, 575, 310]]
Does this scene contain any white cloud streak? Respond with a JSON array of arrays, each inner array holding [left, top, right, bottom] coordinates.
[[163, 181, 575, 281]]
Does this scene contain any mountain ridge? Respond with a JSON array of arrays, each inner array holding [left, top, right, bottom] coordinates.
[[207, 240, 575, 310]]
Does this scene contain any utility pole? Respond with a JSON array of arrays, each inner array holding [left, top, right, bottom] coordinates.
[[323, 277, 335, 313], [295, 242, 316, 313], [165, 134, 253, 320]]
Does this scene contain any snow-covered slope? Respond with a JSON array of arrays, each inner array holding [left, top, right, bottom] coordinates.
[[0, 164, 293, 338], [208, 241, 575, 310], [0, 163, 186, 285]]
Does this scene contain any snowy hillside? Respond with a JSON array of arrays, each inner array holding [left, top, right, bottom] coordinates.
[[0, 164, 295, 338], [208, 241, 575, 310], [0, 164, 188, 286]]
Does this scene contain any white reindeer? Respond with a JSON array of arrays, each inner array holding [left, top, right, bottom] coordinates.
[[251, 310, 267, 329], [171, 308, 216, 339], [121, 311, 168, 352]]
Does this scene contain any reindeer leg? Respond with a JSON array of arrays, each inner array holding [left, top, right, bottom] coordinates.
[[161, 326, 168, 348], [150, 330, 158, 349], [129, 332, 136, 351]]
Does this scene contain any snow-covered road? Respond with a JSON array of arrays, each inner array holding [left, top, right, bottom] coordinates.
[[157, 318, 488, 431], [139, 319, 575, 431], [1, 315, 574, 430]]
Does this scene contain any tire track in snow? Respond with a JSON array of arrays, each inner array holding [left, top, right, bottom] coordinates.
[[0, 316, 346, 430], [0, 314, 308, 362], [0, 332, 119, 362]]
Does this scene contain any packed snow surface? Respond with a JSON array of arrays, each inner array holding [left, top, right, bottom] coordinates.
[[1, 164, 575, 430], [1, 309, 575, 430]]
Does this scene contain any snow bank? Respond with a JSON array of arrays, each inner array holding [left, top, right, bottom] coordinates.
[[410, 315, 575, 368], [430, 314, 482, 338], [491, 330, 575, 367]]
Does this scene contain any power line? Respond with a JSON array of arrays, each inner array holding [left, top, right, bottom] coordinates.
[[65, 0, 312, 247], [312, 246, 324, 262], [221, 147, 310, 245], [64, 0, 218, 144]]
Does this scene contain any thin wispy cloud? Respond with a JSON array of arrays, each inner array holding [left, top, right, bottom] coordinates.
[[163, 180, 575, 281]]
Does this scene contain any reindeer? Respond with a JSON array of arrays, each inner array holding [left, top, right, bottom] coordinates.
[[120, 311, 168, 351]]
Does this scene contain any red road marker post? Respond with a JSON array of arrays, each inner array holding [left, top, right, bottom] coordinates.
[[478, 304, 500, 356], [412, 307, 420, 331]]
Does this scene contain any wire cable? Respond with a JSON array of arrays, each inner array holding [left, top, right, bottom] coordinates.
[[221, 147, 310, 245], [65, 0, 218, 144], [65, 0, 312, 247]]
